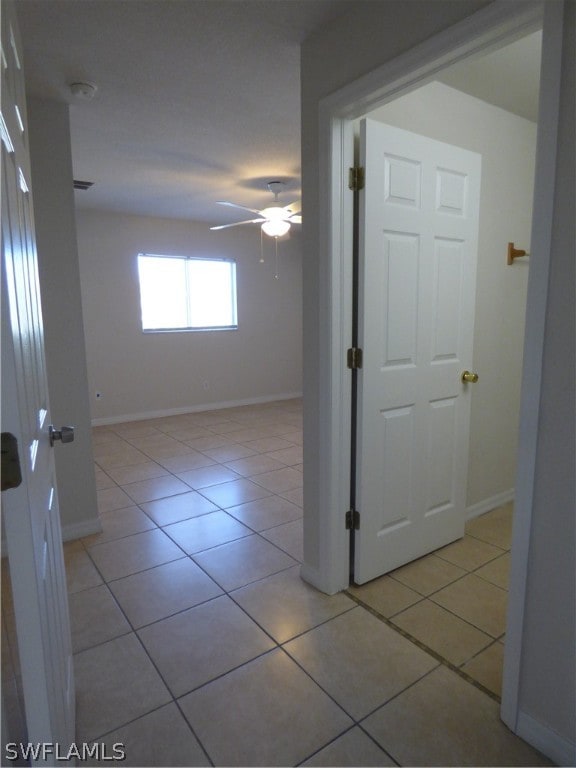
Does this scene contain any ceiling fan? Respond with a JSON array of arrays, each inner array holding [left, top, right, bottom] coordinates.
[[210, 181, 301, 237]]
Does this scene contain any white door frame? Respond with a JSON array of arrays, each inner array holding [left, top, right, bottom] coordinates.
[[314, 0, 563, 735]]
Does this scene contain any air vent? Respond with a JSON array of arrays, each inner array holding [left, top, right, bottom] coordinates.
[[73, 180, 94, 191]]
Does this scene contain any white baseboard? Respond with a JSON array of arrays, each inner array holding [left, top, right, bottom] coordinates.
[[3, 518, 101, 551], [516, 710, 576, 766], [61, 517, 102, 542], [91, 392, 303, 427], [466, 488, 515, 521]]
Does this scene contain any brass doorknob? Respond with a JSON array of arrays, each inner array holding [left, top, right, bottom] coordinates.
[[461, 371, 479, 384]]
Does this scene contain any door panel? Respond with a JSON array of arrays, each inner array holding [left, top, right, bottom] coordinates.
[[382, 232, 419, 366], [354, 119, 481, 585], [432, 238, 465, 359], [378, 406, 414, 527], [427, 397, 457, 513], [1, 0, 75, 755]]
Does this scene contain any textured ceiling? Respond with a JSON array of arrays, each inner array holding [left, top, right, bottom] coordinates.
[[17, 0, 366, 223], [16, 1, 541, 226]]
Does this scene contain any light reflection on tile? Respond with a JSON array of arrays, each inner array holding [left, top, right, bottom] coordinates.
[[198, 478, 271, 508], [285, 607, 438, 720], [138, 595, 275, 696], [87, 529, 184, 581], [164, 511, 252, 554], [140, 491, 218, 526], [260, 518, 303, 561], [193, 534, 296, 591], [108, 558, 222, 628], [231, 566, 354, 643]]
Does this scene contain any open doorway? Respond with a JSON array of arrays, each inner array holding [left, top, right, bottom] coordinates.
[[301, 0, 570, 759], [347, 29, 541, 698]]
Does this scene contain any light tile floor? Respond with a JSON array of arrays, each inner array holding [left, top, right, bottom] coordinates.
[[350, 504, 514, 696], [58, 399, 551, 766]]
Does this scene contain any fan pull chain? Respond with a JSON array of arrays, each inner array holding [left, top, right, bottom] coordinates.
[[259, 228, 265, 263], [274, 237, 280, 279]]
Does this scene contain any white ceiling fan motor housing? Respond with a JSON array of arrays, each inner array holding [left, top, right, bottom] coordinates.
[[267, 180, 285, 197]]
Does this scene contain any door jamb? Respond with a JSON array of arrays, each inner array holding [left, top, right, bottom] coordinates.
[[316, 0, 561, 735]]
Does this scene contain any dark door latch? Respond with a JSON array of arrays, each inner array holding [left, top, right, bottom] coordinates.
[[1, 432, 22, 491]]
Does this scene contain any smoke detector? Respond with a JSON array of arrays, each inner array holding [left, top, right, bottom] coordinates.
[[69, 81, 97, 101]]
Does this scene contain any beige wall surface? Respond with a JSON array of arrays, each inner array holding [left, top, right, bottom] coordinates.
[[518, 0, 575, 747], [27, 97, 99, 537], [367, 81, 536, 511], [76, 209, 303, 422]]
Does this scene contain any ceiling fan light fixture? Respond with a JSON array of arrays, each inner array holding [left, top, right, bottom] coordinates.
[[260, 206, 288, 221], [262, 219, 290, 237], [212, 180, 299, 237]]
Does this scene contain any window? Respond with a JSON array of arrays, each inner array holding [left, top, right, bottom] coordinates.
[[137, 253, 238, 332]]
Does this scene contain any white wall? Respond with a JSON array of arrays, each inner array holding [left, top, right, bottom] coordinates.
[[367, 82, 536, 512], [75, 209, 302, 422], [27, 97, 100, 539]]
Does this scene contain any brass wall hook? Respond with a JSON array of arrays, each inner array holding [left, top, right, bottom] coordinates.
[[507, 242, 529, 265]]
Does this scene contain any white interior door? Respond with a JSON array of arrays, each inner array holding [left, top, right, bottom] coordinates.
[[354, 119, 481, 585], [1, 1, 75, 756]]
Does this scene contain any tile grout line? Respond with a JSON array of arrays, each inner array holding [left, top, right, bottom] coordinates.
[[384, 546, 511, 643], [387, 554, 510, 601], [283, 640, 442, 766], [295, 722, 401, 768], [129, 621, 219, 764], [344, 589, 502, 704], [355, 721, 402, 767], [403, 594, 505, 644]]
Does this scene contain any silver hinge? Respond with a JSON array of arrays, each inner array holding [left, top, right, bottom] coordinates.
[[348, 166, 365, 192], [345, 509, 360, 530], [347, 347, 363, 370]]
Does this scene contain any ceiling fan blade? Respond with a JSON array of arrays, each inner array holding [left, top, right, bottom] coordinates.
[[288, 215, 302, 224], [283, 201, 301, 212], [210, 218, 265, 231], [217, 200, 262, 215]]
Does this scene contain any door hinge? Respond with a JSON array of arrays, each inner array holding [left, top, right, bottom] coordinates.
[[345, 509, 360, 530], [347, 347, 363, 370], [348, 166, 365, 192]]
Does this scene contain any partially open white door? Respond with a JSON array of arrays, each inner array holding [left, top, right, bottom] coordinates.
[[354, 119, 481, 585], [1, 1, 75, 759]]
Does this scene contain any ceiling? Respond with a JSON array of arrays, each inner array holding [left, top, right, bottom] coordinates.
[[16, 1, 541, 227]]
